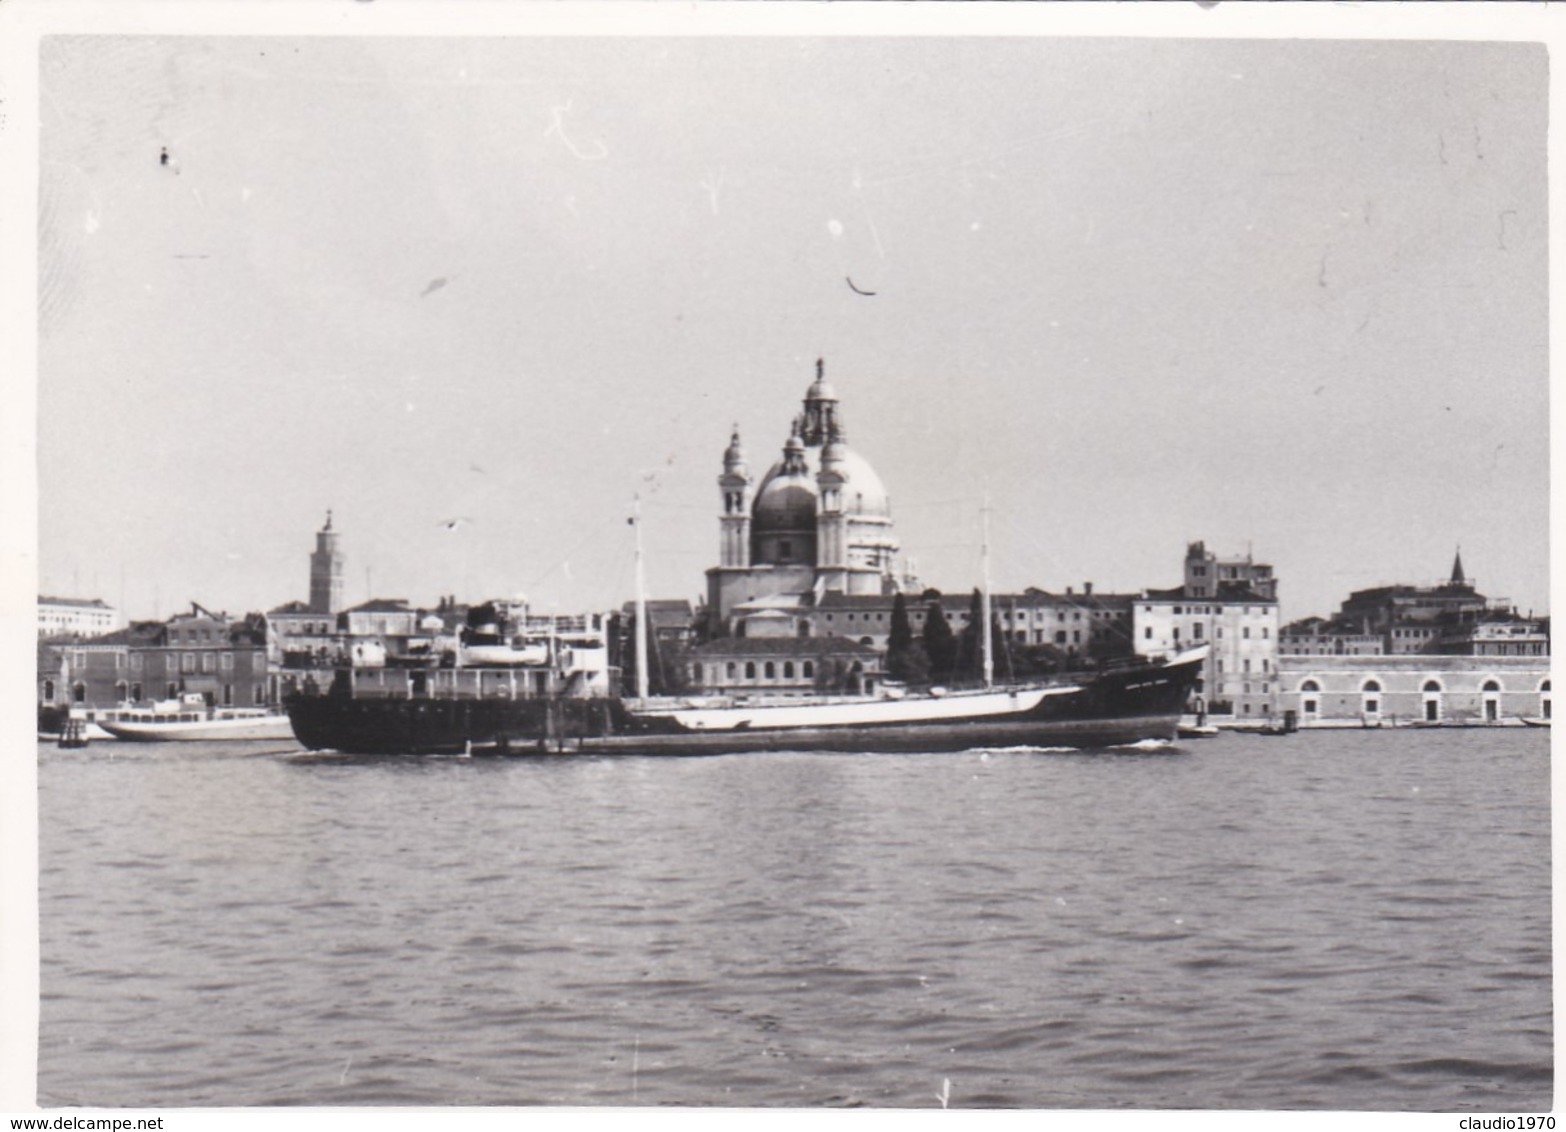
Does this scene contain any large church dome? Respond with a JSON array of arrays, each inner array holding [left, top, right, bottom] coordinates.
[[822, 445, 891, 519], [752, 442, 891, 531]]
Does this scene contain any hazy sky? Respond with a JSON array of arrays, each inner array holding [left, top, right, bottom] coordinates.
[[36, 31, 1549, 624]]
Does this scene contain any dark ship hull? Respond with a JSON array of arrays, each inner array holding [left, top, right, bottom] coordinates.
[[285, 650, 1206, 756]]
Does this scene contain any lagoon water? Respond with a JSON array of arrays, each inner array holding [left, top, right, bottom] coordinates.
[[37, 728, 1551, 1110]]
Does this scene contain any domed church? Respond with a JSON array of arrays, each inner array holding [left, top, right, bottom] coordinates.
[[705, 360, 914, 638]]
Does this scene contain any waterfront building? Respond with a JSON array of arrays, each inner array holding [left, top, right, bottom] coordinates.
[[705, 360, 915, 639], [1277, 655, 1551, 726], [308, 511, 345, 614], [131, 604, 270, 707], [339, 599, 421, 641], [795, 587, 1135, 662], [37, 632, 131, 708], [1133, 542, 1280, 718], [266, 599, 346, 701], [39, 604, 270, 710], [1273, 553, 1550, 725], [37, 640, 65, 705], [989, 587, 1136, 660], [37, 595, 121, 639], [268, 600, 343, 661], [336, 599, 445, 666]]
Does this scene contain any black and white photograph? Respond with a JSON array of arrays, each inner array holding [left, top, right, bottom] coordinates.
[[2, 1, 1555, 1122]]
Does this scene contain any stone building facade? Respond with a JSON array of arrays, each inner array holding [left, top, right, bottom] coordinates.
[[1277, 655, 1551, 725], [1132, 542, 1281, 718], [37, 595, 121, 639], [40, 604, 270, 710]]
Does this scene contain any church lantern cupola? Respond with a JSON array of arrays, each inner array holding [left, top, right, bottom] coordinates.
[[800, 357, 843, 446]]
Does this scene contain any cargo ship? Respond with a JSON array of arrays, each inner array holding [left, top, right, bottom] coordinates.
[[286, 497, 1207, 755], [284, 618, 1207, 756]]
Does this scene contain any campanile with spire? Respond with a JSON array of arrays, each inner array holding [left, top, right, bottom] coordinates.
[[308, 510, 344, 614]]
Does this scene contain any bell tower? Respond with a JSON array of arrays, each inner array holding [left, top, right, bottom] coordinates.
[[816, 435, 849, 592], [308, 510, 344, 614], [718, 427, 753, 569]]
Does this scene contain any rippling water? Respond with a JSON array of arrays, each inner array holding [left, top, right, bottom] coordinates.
[[37, 728, 1550, 1110]]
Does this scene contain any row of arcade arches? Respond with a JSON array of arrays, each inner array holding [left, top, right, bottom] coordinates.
[[1296, 677, 1550, 723]]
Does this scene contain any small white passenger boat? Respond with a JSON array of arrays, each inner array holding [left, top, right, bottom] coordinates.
[[96, 694, 294, 742]]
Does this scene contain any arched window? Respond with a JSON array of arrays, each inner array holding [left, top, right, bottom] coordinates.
[[803, 661, 814, 679], [43, 679, 55, 701], [1421, 679, 1443, 722], [1300, 679, 1321, 692], [72, 682, 86, 703], [744, 662, 756, 679], [1362, 679, 1382, 693], [726, 662, 737, 679], [764, 661, 776, 679], [1483, 679, 1502, 692], [783, 661, 795, 679], [1422, 680, 1442, 692]]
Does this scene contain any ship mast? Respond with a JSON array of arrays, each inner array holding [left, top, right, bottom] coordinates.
[[981, 493, 994, 690], [633, 493, 650, 704]]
